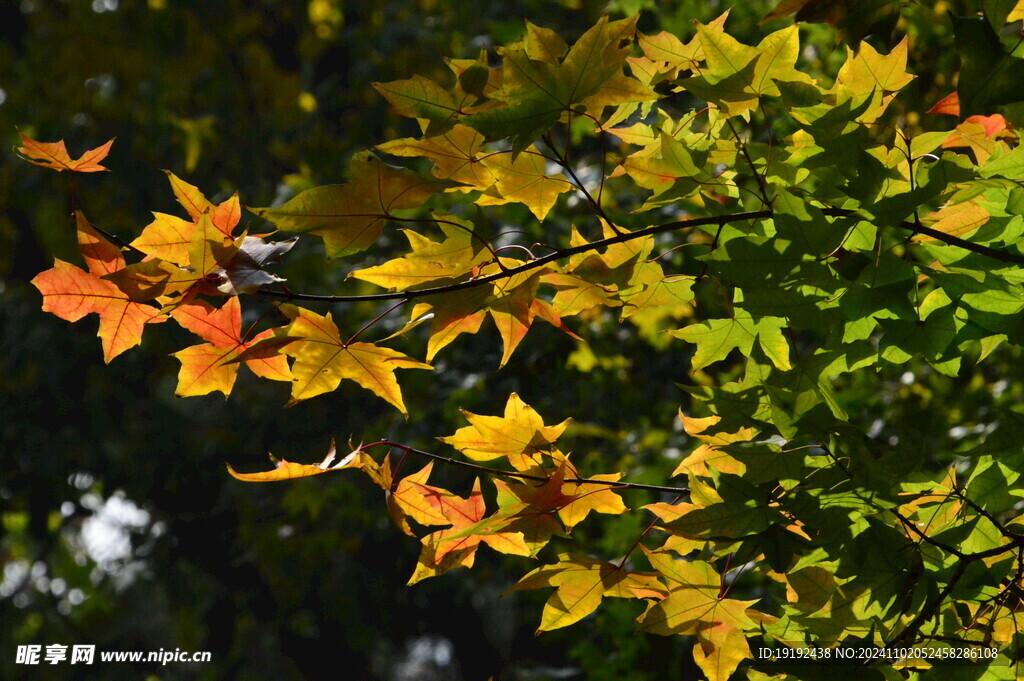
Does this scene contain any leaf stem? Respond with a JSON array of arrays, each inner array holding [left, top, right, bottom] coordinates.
[[344, 299, 408, 347]]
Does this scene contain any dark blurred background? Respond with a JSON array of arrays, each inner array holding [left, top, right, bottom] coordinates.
[[0, 1, 985, 679]]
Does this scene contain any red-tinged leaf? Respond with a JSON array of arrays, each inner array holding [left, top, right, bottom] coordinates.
[[407, 539, 480, 585], [16, 133, 114, 172], [440, 393, 571, 470], [942, 116, 1013, 164], [391, 462, 459, 527], [281, 307, 432, 414], [169, 297, 290, 397], [75, 211, 124, 276], [33, 259, 165, 362], [488, 278, 537, 367], [964, 114, 1011, 138], [33, 213, 165, 362], [492, 468, 575, 551], [417, 287, 491, 362], [210, 192, 242, 236], [928, 91, 960, 116], [407, 479, 529, 584]]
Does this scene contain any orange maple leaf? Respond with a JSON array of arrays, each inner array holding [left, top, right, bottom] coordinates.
[[927, 91, 960, 117], [16, 133, 114, 172], [408, 476, 531, 584], [170, 296, 291, 397], [31, 212, 165, 362]]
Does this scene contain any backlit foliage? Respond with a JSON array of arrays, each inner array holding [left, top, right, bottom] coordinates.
[[22, 4, 1024, 679]]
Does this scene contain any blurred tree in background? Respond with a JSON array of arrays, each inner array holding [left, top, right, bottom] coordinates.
[[2, 1, 1020, 680]]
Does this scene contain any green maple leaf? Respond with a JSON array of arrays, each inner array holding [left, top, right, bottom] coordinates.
[[671, 305, 791, 371], [466, 16, 655, 152], [682, 24, 812, 116]]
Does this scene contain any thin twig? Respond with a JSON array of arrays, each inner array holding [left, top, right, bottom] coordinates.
[[362, 440, 689, 495]]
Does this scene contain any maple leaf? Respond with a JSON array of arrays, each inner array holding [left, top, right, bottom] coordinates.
[[390, 462, 464, 529], [491, 471, 571, 552], [169, 297, 291, 397], [158, 171, 242, 236], [31, 212, 165, 362], [411, 265, 576, 366], [413, 286, 492, 362], [373, 75, 466, 132], [407, 475, 530, 584], [130, 212, 196, 266], [377, 125, 495, 190], [440, 393, 571, 471], [671, 306, 791, 371], [832, 37, 915, 100], [681, 24, 812, 116], [557, 460, 627, 530], [250, 152, 444, 259], [107, 211, 238, 306], [280, 307, 432, 414], [671, 413, 751, 478], [940, 116, 1014, 164], [129, 174, 243, 264], [466, 16, 654, 152], [638, 549, 762, 681], [189, 211, 239, 277], [487, 272, 552, 367], [478, 147, 573, 220], [509, 553, 666, 631], [349, 213, 489, 291], [227, 440, 380, 482], [16, 133, 114, 172], [636, 12, 730, 82], [913, 200, 990, 243]]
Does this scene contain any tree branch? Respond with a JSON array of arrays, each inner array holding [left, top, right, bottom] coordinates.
[[255, 206, 1024, 306], [363, 440, 689, 495]]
